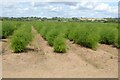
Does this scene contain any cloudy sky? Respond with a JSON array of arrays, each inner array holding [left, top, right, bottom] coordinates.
[[0, 0, 119, 18]]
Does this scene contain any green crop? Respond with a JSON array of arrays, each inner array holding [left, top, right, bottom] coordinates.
[[54, 35, 66, 53], [2, 21, 15, 38], [73, 27, 100, 50], [99, 27, 118, 45], [46, 29, 59, 46], [1, 21, 23, 39], [0, 22, 2, 39], [11, 25, 33, 53], [33, 21, 119, 52]]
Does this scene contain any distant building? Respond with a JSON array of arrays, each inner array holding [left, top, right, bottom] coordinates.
[[80, 18, 107, 22]]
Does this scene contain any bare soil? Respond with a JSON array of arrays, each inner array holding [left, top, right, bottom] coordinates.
[[1, 27, 118, 78]]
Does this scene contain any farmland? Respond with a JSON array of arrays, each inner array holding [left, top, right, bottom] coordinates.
[[1, 21, 119, 78], [34, 22, 119, 51]]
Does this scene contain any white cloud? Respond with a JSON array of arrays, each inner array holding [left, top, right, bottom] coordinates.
[[24, 8, 29, 11], [31, 2, 35, 6], [94, 3, 118, 14], [16, 8, 28, 14], [16, 7, 29, 12], [34, 0, 119, 2], [2, 0, 119, 3], [109, 8, 117, 14], [80, 2, 94, 9], [70, 2, 99, 10], [69, 2, 117, 15], [51, 7, 62, 11], [94, 3, 110, 11], [70, 4, 79, 9], [44, 5, 63, 12], [1, 1, 118, 18]]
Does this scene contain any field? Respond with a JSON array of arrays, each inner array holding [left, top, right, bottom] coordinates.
[[1, 21, 119, 78], [33, 21, 119, 51]]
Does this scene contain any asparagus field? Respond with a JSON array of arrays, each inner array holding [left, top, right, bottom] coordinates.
[[1, 21, 119, 53], [34, 22, 119, 52], [1, 21, 119, 78]]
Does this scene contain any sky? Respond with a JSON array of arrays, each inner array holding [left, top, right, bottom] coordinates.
[[0, 0, 119, 18]]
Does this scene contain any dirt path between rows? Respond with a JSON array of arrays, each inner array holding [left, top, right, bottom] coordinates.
[[2, 27, 118, 78]]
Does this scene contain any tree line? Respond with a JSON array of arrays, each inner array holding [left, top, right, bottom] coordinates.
[[0, 17, 119, 23]]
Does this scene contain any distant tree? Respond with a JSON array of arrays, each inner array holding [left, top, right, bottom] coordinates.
[[43, 17, 47, 20], [72, 17, 80, 22], [52, 17, 58, 20]]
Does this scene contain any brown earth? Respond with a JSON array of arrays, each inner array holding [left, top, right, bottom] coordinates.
[[1, 27, 118, 78]]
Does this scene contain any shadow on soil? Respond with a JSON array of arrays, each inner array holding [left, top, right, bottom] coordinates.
[[1, 40, 7, 42]]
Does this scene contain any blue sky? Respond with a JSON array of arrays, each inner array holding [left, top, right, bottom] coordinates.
[[1, 0, 119, 18]]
